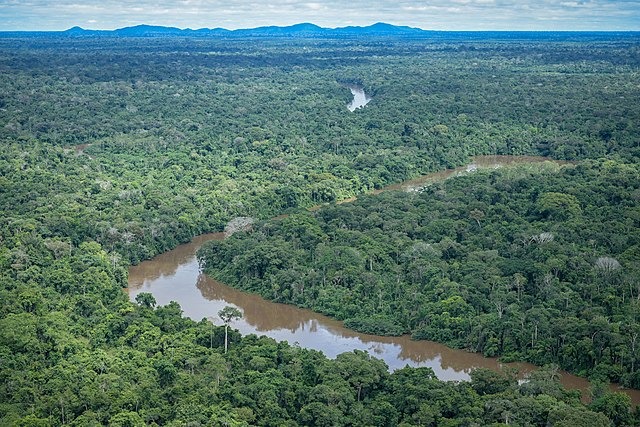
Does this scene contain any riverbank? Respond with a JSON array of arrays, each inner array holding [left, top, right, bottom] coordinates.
[[128, 157, 640, 405]]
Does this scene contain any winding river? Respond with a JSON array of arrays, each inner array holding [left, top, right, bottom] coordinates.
[[127, 156, 640, 404]]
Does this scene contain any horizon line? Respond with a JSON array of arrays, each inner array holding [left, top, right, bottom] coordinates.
[[1, 22, 639, 34]]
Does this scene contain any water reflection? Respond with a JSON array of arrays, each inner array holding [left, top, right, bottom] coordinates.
[[127, 157, 640, 405], [377, 155, 559, 193], [130, 238, 525, 377], [127, 241, 565, 384], [128, 233, 223, 286]]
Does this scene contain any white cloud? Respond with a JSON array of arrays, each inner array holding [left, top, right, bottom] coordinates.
[[0, 0, 638, 30], [401, 6, 429, 11], [305, 3, 325, 10]]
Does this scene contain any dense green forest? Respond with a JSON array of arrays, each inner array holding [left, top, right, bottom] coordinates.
[[200, 159, 640, 384], [1, 33, 640, 425], [0, 234, 622, 426]]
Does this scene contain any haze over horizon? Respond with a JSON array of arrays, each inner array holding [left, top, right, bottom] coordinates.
[[0, 0, 639, 32]]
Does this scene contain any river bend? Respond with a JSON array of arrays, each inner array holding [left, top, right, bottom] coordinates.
[[127, 156, 640, 404]]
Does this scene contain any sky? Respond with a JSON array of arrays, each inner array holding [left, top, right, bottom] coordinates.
[[0, 0, 639, 31]]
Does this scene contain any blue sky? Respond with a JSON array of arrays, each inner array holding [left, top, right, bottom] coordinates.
[[1, 0, 639, 31]]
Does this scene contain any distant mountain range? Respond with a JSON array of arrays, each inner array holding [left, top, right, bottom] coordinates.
[[2, 24, 636, 40], [61, 22, 429, 38]]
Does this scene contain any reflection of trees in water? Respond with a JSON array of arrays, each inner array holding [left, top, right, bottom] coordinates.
[[195, 274, 516, 373], [307, 319, 318, 333], [128, 251, 193, 286], [196, 273, 319, 333], [368, 342, 386, 355], [395, 339, 442, 364], [395, 337, 537, 376], [379, 156, 556, 193], [133, 229, 601, 399], [127, 233, 223, 288]]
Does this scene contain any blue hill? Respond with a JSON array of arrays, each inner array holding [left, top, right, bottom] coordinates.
[[58, 22, 428, 38], [3, 24, 634, 41]]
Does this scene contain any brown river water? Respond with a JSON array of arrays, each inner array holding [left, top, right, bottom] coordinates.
[[127, 156, 640, 404]]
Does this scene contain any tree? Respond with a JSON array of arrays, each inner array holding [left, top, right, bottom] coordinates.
[[334, 350, 388, 402], [470, 368, 516, 396], [134, 292, 156, 309], [548, 405, 610, 427], [14, 415, 52, 427], [108, 411, 145, 427], [589, 391, 632, 426], [218, 306, 243, 353], [537, 192, 581, 220]]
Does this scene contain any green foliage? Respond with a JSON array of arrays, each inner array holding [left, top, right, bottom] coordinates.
[[1, 33, 639, 426], [15, 415, 52, 427], [343, 315, 405, 336], [537, 192, 582, 220], [218, 306, 243, 324], [470, 368, 517, 396], [0, 225, 624, 427], [590, 391, 633, 426], [201, 160, 640, 388]]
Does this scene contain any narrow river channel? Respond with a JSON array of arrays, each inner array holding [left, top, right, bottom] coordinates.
[[127, 156, 640, 404]]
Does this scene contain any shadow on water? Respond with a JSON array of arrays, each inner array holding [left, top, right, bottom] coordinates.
[[127, 156, 640, 405]]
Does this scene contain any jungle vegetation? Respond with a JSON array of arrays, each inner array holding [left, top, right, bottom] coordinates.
[[1, 31, 639, 425], [200, 160, 640, 387]]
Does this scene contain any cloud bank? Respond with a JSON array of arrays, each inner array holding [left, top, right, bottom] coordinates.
[[1, 0, 638, 31]]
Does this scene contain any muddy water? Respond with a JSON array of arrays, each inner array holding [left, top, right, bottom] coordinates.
[[376, 155, 560, 193], [127, 157, 640, 404], [130, 234, 535, 378], [334, 155, 560, 205]]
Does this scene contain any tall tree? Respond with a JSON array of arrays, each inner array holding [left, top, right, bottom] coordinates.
[[218, 306, 242, 353]]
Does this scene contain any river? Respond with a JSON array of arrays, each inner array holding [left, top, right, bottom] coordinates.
[[129, 232, 536, 379], [347, 86, 371, 111], [127, 156, 640, 404]]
